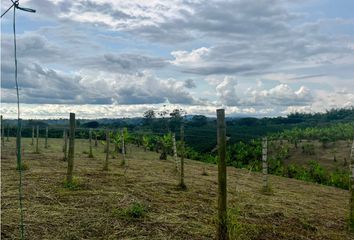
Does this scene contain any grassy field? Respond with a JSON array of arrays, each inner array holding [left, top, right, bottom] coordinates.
[[1, 137, 353, 239]]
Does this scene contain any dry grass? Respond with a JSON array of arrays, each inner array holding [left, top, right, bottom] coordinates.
[[1, 137, 353, 239]]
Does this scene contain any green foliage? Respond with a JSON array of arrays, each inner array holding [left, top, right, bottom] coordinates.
[[113, 202, 146, 219], [63, 177, 82, 190], [159, 133, 173, 160]]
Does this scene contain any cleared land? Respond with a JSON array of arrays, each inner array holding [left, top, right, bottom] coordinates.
[[1, 137, 353, 239]]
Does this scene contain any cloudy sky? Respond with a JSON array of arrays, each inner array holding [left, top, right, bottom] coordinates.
[[1, 0, 354, 119]]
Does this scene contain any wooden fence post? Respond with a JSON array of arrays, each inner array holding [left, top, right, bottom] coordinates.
[[31, 126, 34, 145], [36, 125, 39, 153], [121, 129, 126, 166], [179, 125, 186, 189], [217, 109, 228, 240], [45, 126, 48, 148], [103, 129, 110, 171], [89, 128, 93, 158], [173, 133, 179, 172], [66, 113, 76, 184], [349, 139, 354, 231], [63, 129, 68, 161], [262, 137, 269, 192]]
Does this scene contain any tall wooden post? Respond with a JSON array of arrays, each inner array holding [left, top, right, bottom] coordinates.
[[103, 129, 110, 171], [349, 139, 354, 231], [45, 126, 48, 148], [36, 125, 39, 153], [63, 129, 68, 161], [31, 126, 34, 145], [173, 133, 179, 172], [89, 128, 93, 158], [121, 129, 126, 166], [179, 125, 186, 189], [1, 115, 4, 146], [95, 133, 98, 147], [262, 137, 269, 192], [66, 113, 76, 184], [217, 109, 227, 240]]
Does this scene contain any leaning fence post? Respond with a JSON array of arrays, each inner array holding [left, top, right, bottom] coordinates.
[[36, 125, 39, 153], [103, 129, 110, 171], [89, 128, 93, 158], [349, 139, 354, 231], [173, 132, 179, 172], [63, 129, 68, 161], [179, 125, 186, 189], [217, 109, 228, 240], [66, 113, 76, 184], [262, 137, 270, 192], [45, 126, 48, 148]]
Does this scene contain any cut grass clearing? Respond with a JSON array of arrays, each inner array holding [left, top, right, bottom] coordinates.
[[1, 137, 353, 239]]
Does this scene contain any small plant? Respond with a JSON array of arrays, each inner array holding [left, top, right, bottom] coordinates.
[[63, 177, 82, 190], [82, 150, 88, 154], [113, 202, 146, 219]]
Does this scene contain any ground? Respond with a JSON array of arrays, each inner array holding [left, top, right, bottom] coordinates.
[[1, 137, 353, 239]]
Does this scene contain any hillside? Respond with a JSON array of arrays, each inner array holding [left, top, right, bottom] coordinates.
[[1, 137, 353, 239]]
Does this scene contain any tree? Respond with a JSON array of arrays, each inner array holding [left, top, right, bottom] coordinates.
[[169, 108, 185, 131], [143, 110, 156, 126], [159, 133, 173, 160]]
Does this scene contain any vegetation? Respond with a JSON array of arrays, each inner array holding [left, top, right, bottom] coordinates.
[[1, 137, 353, 239]]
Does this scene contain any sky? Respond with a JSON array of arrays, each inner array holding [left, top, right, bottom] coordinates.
[[1, 0, 354, 119]]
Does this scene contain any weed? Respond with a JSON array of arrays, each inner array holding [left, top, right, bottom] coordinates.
[[63, 177, 83, 190], [113, 202, 146, 219]]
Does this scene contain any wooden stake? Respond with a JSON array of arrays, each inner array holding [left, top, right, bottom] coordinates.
[[36, 125, 39, 153], [179, 125, 186, 189], [45, 126, 48, 148], [89, 128, 93, 158], [103, 129, 110, 171], [262, 137, 269, 192], [173, 132, 179, 172], [349, 139, 354, 231], [217, 109, 228, 240], [66, 113, 76, 184]]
